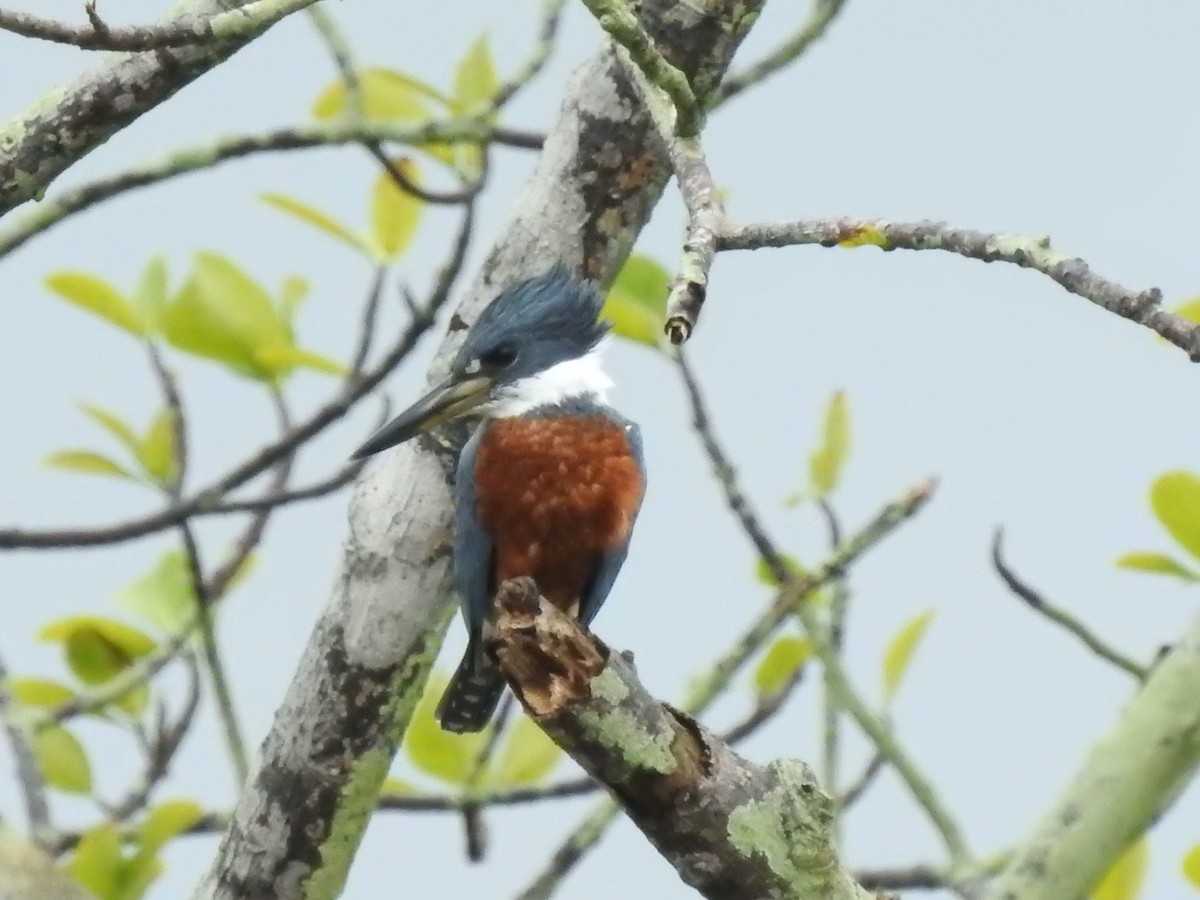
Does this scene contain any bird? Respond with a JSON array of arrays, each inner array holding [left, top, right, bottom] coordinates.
[[351, 266, 646, 733]]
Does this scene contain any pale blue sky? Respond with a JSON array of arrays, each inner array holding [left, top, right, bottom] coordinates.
[[2, 1, 1199, 898]]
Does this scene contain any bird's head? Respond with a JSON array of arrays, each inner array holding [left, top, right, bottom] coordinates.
[[351, 266, 611, 459]]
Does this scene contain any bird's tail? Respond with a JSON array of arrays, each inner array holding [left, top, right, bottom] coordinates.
[[436, 645, 506, 733]]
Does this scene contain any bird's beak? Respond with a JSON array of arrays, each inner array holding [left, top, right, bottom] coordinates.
[[350, 373, 493, 459]]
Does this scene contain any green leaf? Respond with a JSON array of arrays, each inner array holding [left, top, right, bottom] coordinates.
[[453, 35, 498, 113], [35, 725, 92, 794], [278, 276, 309, 333], [312, 67, 441, 120], [494, 715, 561, 787], [137, 408, 177, 486], [1092, 835, 1148, 900], [882, 609, 935, 703], [78, 404, 141, 461], [380, 778, 418, 795], [754, 636, 811, 696], [5, 677, 75, 708], [603, 254, 669, 347], [370, 158, 423, 261], [39, 616, 155, 690], [754, 554, 805, 587], [115, 551, 197, 636], [45, 271, 144, 336], [404, 672, 490, 784], [68, 823, 122, 898], [161, 252, 290, 380], [810, 391, 851, 497], [1183, 843, 1200, 888], [138, 800, 203, 855], [133, 257, 168, 333], [43, 450, 135, 480], [1115, 552, 1200, 582], [259, 193, 373, 259], [1150, 472, 1200, 562], [255, 344, 347, 378], [1174, 297, 1200, 325]]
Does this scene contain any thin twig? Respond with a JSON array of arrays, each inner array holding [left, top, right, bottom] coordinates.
[[103, 651, 201, 823], [578, 0, 701, 136], [491, 0, 566, 110], [714, 0, 850, 105], [674, 350, 790, 581], [462, 695, 514, 861], [837, 752, 884, 811], [992, 530, 1147, 680], [0, 0, 318, 51], [0, 117, 537, 262], [718, 218, 1200, 361], [0, 650, 53, 846]]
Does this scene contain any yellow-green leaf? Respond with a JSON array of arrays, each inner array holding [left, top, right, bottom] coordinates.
[[78, 404, 141, 461], [404, 671, 490, 784], [1092, 835, 1148, 900], [137, 408, 177, 485], [1183, 842, 1200, 888], [133, 256, 168, 333], [603, 254, 669, 348], [279, 275, 309, 333], [39, 617, 155, 694], [43, 450, 135, 480], [1150, 472, 1200, 562], [68, 823, 122, 897], [494, 714, 561, 787], [810, 391, 851, 497], [837, 226, 889, 249], [138, 800, 203, 854], [45, 272, 144, 336], [754, 636, 811, 696], [259, 193, 373, 259], [1174, 297, 1200, 325], [754, 555, 805, 587], [882, 609, 935, 703], [255, 344, 347, 378], [5, 677, 74, 708], [453, 35, 498, 113], [370, 158, 424, 261], [381, 778, 418, 795], [312, 67, 441, 120], [162, 252, 289, 380], [1115, 551, 1200, 582], [115, 551, 197, 636], [35, 725, 92, 794]]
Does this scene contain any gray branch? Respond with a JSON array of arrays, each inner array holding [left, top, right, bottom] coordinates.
[[988, 613, 1200, 900], [490, 577, 872, 900], [195, 2, 766, 897], [0, 0, 317, 216]]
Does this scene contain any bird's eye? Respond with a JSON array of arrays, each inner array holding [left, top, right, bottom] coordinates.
[[479, 344, 518, 369]]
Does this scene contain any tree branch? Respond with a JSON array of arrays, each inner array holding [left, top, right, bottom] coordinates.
[[0, 651, 53, 847], [988, 613, 1200, 900], [196, 1, 767, 895], [491, 577, 874, 900], [718, 218, 1200, 361], [0, 0, 319, 215], [991, 529, 1147, 680], [0, 0, 316, 52]]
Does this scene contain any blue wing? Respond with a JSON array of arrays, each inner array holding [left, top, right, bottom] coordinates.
[[452, 424, 494, 663], [578, 418, 645, 627]]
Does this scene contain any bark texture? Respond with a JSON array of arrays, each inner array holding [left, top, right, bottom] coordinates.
[[491, 578, 874, 900]]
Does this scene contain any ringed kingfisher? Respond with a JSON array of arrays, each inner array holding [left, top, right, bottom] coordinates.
[[352, 266, 646, 733]]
